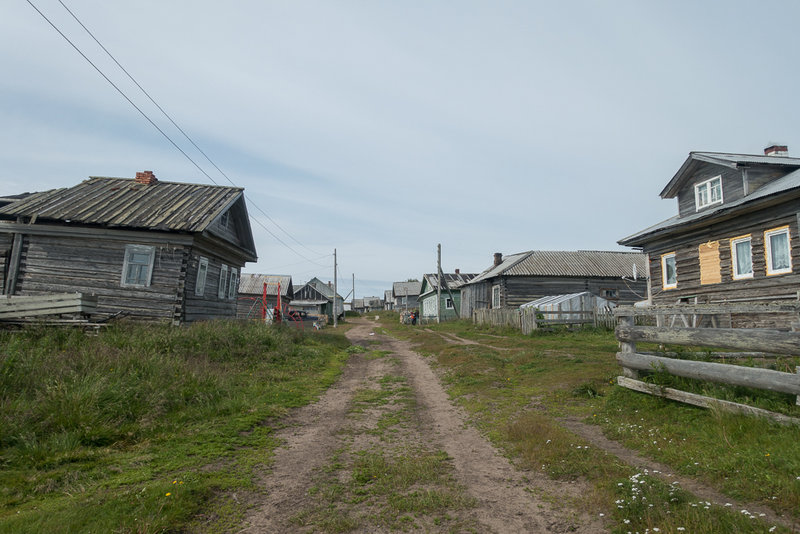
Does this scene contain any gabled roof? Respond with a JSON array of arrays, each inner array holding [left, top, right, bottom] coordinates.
[[620, 168, 800, 247], [468, 250, 646, 283], [392, 281, 422, 297], [0, 176, 257, 260], [304, 277, 343, 300], [238, 274, 293, 296], [660, 152, 800, 198], [420, 272, 477, 296], [0, 176, 244, 231]]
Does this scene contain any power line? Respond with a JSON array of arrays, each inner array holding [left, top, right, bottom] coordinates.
[[28, 0, 326, 267]]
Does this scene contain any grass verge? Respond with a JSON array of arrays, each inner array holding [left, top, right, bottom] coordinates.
[[374, 315, 799, 533], [0, 320, 350, 533]]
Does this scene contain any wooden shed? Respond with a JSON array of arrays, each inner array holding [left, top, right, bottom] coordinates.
[[292, 277, 344, 320], [619, 147, 800, 324], [0, 172, 257, 324], [460, 250, 647, 317]]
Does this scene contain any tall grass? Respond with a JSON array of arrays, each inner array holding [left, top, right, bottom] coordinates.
[[0, 320, 349, 533]]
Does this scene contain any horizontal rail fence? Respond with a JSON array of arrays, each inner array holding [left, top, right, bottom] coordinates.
[[614, 303, 800, 425], [474, 307, 616, 334]]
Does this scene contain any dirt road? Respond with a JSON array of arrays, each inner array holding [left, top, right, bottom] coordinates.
[[240, 318, 604, 532]]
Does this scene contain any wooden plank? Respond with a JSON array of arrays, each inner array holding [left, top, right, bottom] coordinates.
[[615, 303, 800, 317], [616, 376, 800, 426], [616, 352, 800, 395], [616, 324, 800, 356]]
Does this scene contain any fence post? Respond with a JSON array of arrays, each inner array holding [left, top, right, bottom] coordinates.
[[618, 313, 639, 379]]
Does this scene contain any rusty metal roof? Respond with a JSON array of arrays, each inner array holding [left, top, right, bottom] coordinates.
[[238, 274, 293, 296], [0, 176, 244, 232], [470, 250, 647, 282]]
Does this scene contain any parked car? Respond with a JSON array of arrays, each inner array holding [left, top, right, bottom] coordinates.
[[287, 310, 308, 321]]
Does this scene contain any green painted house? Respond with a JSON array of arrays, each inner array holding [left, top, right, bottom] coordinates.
[[418, 271, 476, 322]]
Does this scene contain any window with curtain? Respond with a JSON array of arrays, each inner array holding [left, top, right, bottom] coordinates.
[[731, 236, 753, 279], [765, 227, 792, 275], [661, 252, 677, 289]]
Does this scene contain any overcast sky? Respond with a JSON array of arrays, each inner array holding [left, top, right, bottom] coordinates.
[[3, 1, 800, 298]]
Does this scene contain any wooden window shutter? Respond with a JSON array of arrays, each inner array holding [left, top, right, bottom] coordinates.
[[699, 241, 721, 285]]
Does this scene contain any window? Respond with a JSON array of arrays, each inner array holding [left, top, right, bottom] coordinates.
[[195, 257, 208, 296], [121, 245, 155, 287], [492, 285, 500, 308], [218, 264, 229, 299], [601, 289, 619, 299], [227, 268, 238, 300], [730, 236, 753, 279], [661, 252, 677, 289], [765, 226, 792, 275], [695, 175, 723, 210], [446, 298, 454, 309]]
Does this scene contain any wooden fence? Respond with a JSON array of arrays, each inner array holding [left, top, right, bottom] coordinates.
[[473, 307, 615, 334], [614, 304, 800, 425]]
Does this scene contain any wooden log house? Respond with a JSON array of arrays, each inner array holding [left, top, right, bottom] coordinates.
[[0, 171, 257, 324], [619, 145, 800, 327], [236, 274, 293, 319], [460, 250, 648, 317]]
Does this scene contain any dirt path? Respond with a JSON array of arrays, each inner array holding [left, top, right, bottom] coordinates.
[[240, 319, 604, 532]]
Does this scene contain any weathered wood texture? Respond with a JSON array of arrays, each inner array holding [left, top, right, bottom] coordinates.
[[645, 199, 800, 328], [473, 307, 615, 334], [616, 324, 800, 355], [0, 292, 97, 319], [677, 164, 743, 218], [460, 281, 491, 318], [617, 351, 800, 395], [182, 248, 241, 323], [617, 377, 800, 426], [0, 233, 11, 292], [615, 305, 800, 418]]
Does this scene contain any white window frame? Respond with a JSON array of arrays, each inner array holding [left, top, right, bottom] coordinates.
[[121, 244, 155, 288], [694, 175, 723, 211], [195, 256, 209, 296], [446, 297, 454, 309], [492, 285, 501, 308], [218, 264, 229, 299], [227, 267, 238, 300], [730, 235, 754, 280], [661, 252, 677, 290], [765, 226, 792, 276]]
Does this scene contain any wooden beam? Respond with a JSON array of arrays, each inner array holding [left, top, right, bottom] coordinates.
[[614, 303, 800, 317], [617, 376, 800, 426], [616, 324, 800, 356], [616, 352, 800, 395], [4, 233, 23, 295]]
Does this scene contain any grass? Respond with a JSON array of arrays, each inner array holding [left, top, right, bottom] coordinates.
[[0, 320, 350, 533], [375, 315, 800, 533]]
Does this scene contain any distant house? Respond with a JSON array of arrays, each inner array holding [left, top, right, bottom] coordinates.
[[0, 172, 257, 323], [384, 290, 394, 311], [619, 146, 800, 307], [392, 281, 422, 310], [292, 277, 344, 320], [352, 296, 383, 313], [418, 271, 477, 321], [460, 250, 647, 317], [236, 274, 293, 319]]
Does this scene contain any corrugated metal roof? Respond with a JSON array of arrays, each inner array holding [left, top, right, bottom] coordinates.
[[620, 168, 800, 247], [238, 274, 292, 296], [469, 250, 646, 282], [0, 176, 243, 232]]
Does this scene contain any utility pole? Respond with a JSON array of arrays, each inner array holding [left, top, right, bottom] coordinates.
[[333, 248, 338, 328], [352, 273, 355, 314], [437, 243, 442, 324]]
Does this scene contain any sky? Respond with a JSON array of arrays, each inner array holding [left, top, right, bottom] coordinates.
[[3, 1, 800, 299]]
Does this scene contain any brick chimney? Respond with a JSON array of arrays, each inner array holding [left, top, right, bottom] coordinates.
[[135, 170, 158, 185], [493, 252, 503, 266], [764, 145, 788, 157], [455, 268, 460, 275]]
